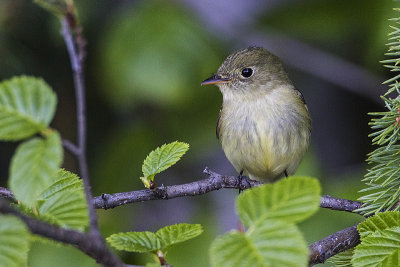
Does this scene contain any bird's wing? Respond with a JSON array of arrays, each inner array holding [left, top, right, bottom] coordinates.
[[294, 88, 306, 104], [294, 88, 309, 111], [216, 108, 222, 139]]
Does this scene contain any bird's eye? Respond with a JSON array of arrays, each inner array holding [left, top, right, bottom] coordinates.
[[241, 68, 253, 78]]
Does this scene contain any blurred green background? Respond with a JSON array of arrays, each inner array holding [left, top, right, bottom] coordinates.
[[0, 0, 395, 266]]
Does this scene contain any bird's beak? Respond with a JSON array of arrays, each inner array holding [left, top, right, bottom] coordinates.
[[201, 74, 231, 86]]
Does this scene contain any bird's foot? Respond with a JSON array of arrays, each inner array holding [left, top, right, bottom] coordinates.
[[237, 170, 251, 194]]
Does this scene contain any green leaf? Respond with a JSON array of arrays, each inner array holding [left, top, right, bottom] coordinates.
[[210, 220, 308, 267], [36, 169, 89, 231], [146, 263, 162, 267], [156, 223, 203, 250], [141, 141, 189, 188], [107, 231, 160, 253], [0, 76, 57, 141], [358, 211, 400, 240], [352, 226, 400, 267], [327, 248, 354, 267], [0, 215, 30, 267], [237, 177, 321, 228], [107, 223, 203, 253], [9, 130, 63, 206]]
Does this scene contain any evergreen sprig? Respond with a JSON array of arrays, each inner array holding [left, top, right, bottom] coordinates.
[[358, 8, 400, 216]]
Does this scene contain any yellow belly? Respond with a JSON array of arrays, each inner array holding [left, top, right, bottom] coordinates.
[[219, 90, 311, 181]]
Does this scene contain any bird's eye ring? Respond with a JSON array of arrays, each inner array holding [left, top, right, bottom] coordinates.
[[241, 68, 253, 78]]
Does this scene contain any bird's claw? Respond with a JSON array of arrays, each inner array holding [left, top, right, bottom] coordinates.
[[237, 172, 251, 194]]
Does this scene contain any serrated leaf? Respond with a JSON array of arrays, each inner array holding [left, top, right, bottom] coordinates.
[[0, 76, 57, 141], [156, 223, 203, 250], [0, 215, 30, 267], [142, 141, 189, 178], [9, 130, 63, 206], [237, 177, 321, 228], [352, 226, 400, 267], [210, 220, 308, 267], [107, 223, 203, 254], [38, 169, 83, 200], [107, 232, 160, 253], [327, 248, 354, 267], [358, 211, 400, 240], [36, 169, 89, 231]]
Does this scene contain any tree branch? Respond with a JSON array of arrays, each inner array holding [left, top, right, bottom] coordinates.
[[93, 167, 363, 213], [1, 168, 364, 265], [309, 224, 360, 265], [60, 15, 98, 235], [1, 168, 364, 215], [94, 167, 259, 209], [0, 187, 15, 203], [320, 195, 363, 213], [0, 200, 132, 267]]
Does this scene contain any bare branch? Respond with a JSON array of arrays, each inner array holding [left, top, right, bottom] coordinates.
[[1, 168, 364, 215], [0, 200, 130, 267], [309, 224, 360, 266], [62, 138, 80, 156], [93, 167, 363, 215], [1, 168, 364, 265], [60, 16, 98, 235], [93, 167, 261, 209], [0, 187, 15, 203], [320, 195, 363, 213]]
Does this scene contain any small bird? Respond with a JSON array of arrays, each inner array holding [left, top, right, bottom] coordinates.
[[202, 46, 311, 183]]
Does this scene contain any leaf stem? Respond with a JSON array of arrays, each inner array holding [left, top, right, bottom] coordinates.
[[156, 250, 167, 265]]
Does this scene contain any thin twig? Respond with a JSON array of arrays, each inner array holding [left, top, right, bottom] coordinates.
[[309, 224, 360, 266], [62, 138, 80, 156], [60, 17, 99, 235], [0, 200, 129, 267]]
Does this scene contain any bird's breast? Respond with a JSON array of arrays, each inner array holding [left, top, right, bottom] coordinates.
[[218, 90, 311, 181]]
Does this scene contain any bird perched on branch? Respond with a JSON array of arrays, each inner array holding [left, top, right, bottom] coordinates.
[[202, 47, 311, 183]]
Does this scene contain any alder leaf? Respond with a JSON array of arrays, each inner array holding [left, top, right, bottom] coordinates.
[[36, 169, 89, 231], [0, 215, 30, 267], [0, 76, 56, 141], [210, 219, 308, 267], [8, 130, 63, 206], [107, 223, 203, 253], [140, 141, 189, 188], [156, 223, 203, 250], [237, 176, 321, 228], [352, 226, 400, 267], [107, 231, 160, 253]]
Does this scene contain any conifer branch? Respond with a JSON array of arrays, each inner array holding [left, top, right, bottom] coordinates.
[[357, 8, 400, 216]]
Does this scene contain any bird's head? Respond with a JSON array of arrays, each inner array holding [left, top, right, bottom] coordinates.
[[201, 47, 291, 99]]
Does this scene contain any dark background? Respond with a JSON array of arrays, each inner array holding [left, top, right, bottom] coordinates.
[[0, 0, 394, 266]]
